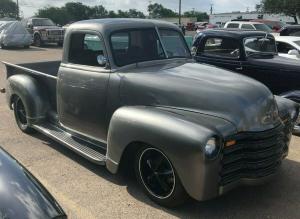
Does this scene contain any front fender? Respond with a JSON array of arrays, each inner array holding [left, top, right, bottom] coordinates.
[[6, 74, 49, 125], [106, 106, 236, 200]]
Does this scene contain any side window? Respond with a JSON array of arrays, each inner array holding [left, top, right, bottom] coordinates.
[[69, 33, 106, 67], [276, 42, 295, 54], [241, 24, 255, 30], [226, 23, 239, 28], [201, 37, 240, 58]]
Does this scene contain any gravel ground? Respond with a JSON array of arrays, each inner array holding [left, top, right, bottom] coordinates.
[[1, 46, 300, 219]]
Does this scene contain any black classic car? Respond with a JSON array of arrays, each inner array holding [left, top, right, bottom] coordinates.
[[280, 25, 300, 36], [0, 147, 66, 219], [2, 19, 298, 207]]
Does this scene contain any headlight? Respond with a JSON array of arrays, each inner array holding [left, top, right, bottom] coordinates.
[[40, 30, 47, 37], [191, 46, 197, 56], [204, 137, 220, 159]]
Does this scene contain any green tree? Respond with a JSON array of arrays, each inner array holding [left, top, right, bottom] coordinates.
[[64, 2, 91, 21], [148, 3, 178, 18], [183, 11, 209, 21], [262, 0, 300, 23], [0, 0, 18, 18], [89, 5, 108, 19], [36, 7, 68, 25]]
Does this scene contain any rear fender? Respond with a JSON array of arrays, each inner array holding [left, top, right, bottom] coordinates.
[[6, 74, 49, 125]]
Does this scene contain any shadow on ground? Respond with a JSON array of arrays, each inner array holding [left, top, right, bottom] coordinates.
[[32, 132, 300, 218]]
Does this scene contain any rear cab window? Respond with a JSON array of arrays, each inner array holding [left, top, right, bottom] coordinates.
[[241, 24, 255, 30], [68, 32, 107, 67], [200, 37, 240, 59]]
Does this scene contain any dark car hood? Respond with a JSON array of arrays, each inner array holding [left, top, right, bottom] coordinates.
[[248, 55, 300, 71], [0, 148, 65, 219], [119, 61, 280, 132]]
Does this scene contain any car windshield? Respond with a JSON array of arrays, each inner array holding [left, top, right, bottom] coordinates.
[[110, 28, 191, 67], [294, 40, 300, 47], [244, 36, 277, 56], [253, 24, 272, 32], [32, 19, 55, 26]]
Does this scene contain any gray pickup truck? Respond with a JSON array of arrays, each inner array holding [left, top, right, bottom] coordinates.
[[1, 19, 298, 207]]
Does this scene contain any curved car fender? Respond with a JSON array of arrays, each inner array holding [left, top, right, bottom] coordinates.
[[280, 90, 300, 103], [275, 95, 299, 121], [6, 74, 49, 125], [106, 106, 228, 200]]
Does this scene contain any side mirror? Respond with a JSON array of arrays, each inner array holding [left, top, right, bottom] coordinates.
[[97, 55, 107, 66], [288, 49, 300, 56]]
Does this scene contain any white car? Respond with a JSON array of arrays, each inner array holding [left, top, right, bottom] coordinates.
[[275, 36, 300, 60], [224, 21, 272, 32]]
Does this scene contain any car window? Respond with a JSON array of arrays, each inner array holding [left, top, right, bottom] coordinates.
[[201, 37, 240, 58], [226, 23, 239, 28], [276, 42, 295, 54], [253, 24, 272, 32], [241, 24, 255, 30], [244, 37, 276, 56], [158, 29, 190, 58], [110, 28, 165, 67], [69, 33, 106, 67]]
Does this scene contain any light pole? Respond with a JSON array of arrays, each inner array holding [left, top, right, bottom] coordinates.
[[16, 0, 19, 19], [179, 0, 182, 25]]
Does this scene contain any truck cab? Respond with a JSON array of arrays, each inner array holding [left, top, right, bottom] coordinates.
[[2, 19, 298, 207]]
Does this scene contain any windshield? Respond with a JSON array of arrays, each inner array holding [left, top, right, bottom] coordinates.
[[110, 28, 191, 67], [32, 19, 55, 26], [253, 24, 272, 32], [244, 36, 277, 56]]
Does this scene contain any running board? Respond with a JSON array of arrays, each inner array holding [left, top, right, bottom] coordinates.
[[33, 123, 106, 165]]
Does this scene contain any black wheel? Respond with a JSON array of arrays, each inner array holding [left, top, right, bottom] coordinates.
[[135, 147, 188, 207], [1, 44, 6, 49], [13, 97, 35, 134], [34, 34, 42, 47]]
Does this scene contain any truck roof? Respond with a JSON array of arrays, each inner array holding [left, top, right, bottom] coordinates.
[[68, 18, 180, 35]]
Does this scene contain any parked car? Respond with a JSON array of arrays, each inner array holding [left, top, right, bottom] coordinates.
[[251, 19, 286, 32], [22, 18, 64, 47], [0, 21, 32, 49], [2, 19, 298, 207], [193, 29, 300, 131], [0, 147, 66, 219], [275, 36, 300, 60], [224, 21, 272, 32], [280, 25, 300, 36]]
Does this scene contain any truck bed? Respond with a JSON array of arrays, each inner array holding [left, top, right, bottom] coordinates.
[[3, 60, 60, 112]]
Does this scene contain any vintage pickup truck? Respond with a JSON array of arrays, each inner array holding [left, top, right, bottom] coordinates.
[[1, 19, 298, 207]]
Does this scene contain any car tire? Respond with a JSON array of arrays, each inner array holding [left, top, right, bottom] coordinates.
[[13, 97, 36, 134], [134, 146, 188, 208], [33, 35, 42, 47], [1, 44, 6, 49]]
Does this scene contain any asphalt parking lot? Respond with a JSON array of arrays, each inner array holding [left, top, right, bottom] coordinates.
[[1, 46, 300, 219]]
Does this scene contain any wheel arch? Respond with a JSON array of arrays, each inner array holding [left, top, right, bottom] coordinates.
[[7, 74, 50, 125]]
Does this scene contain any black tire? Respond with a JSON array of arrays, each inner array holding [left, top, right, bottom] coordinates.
[[33, 34, 42, 47], [13, 97, 36, 134], [1, 44, 6, 49], [135, 146, 188, 208]]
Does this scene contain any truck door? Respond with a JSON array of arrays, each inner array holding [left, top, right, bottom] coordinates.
[[57, 31, 110, 142]]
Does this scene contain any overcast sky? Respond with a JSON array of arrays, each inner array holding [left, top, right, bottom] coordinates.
[[19, 0, 260, 18]]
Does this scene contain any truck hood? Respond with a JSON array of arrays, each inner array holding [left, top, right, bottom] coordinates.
[[33, 26, 63, 31], [119, 61, 280, 132]]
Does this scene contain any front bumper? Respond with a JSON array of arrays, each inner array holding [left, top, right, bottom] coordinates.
[[41, 35, 64, 43]]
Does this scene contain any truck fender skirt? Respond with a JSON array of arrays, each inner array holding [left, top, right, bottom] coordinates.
[[106, 106, 221, 201], [6, 74, 49, 125]]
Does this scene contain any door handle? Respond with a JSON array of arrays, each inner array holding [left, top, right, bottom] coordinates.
[[235, 66, 243, 71]]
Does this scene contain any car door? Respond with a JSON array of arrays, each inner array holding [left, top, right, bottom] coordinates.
[[195, 36, 243, 71], [57, 31, 110, 142]]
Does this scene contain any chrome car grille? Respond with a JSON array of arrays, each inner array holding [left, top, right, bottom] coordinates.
[[47, 30, 63, 35], [220, 118, 293, 186]]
